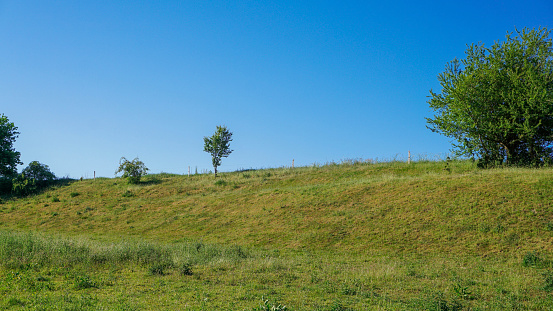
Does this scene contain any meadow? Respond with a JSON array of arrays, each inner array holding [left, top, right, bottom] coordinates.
[[1, 160, 553, 310]]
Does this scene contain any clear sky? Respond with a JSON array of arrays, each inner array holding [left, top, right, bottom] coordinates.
[[1, 1, 552, 178]]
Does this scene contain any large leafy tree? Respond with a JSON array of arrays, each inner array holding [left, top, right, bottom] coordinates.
[[427, 27, 553, 167], [203, 125, 233, 177], [0, 114, 22, 178]]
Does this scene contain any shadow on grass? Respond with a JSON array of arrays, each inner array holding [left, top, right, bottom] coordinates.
[[0, 177, 77, 201], [138, 176, 163, 186]]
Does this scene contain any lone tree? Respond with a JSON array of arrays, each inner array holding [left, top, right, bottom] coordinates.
[[203, 125, 233, 177], [115, 157, 149, 184], [0, 114, 22, 178], [427, 27, 553, 167]]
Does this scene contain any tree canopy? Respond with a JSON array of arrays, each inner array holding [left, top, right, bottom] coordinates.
[[0, 114, 22, 178], [427, 27, 553, 167], [203, 125, 233, 177], [22, 161, 56, 183]]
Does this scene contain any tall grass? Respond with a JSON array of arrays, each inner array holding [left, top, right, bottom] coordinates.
[[0, 230, 255, 271]]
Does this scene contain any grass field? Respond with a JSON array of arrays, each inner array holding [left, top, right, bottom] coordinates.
[[1, 160, 553, 310]]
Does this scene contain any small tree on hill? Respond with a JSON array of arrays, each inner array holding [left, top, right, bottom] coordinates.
[[426, 27, 553, 167], [203, 125, 233, 177], [115, 157, 149, 184]]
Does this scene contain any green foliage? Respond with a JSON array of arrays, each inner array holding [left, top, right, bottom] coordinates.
[[74, 275, 98, 289], [179, 262, 193, 276], [0, 177, 13, 193], [214, 179, 227, 186], [203, 125, 233, 177], [453, 282, 474, 300], [121, 189, 134, 197], [522, 251, 542, 267], [427, 27, 553, 167], [11, 162, 57, 196], [0, 114, 22, 179], [115, 157, 149, 184], [148, 264, 166, 276], [21, 161, 56, 184], [11, 174, 37, 196]]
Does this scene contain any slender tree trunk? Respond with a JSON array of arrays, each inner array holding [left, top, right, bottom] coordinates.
[[214, 166, 217, 178]]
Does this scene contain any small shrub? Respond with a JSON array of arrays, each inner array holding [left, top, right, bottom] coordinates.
[[522, 251, 542, 267], [11, 174, 37, 196], [121, 190, 134, 197], [546, 222, 553, 231], [214, 179, 227, 186], [69, 192, 79, 198], [149, 264, 166, 276], [51, 196, 60, 203], [179, 263, 193, 276], [453, 283, 474, 300], [74, 275, 98, 289], [115, 157, 149, 184]]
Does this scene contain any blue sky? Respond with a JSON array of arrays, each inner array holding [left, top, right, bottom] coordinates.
[[1, 1, 552, 178]]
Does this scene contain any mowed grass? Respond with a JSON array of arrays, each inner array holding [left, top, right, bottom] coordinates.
[[1, 160, 553, 310]]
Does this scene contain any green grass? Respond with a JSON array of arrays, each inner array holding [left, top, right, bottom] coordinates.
[[1, 160, 553, 309]]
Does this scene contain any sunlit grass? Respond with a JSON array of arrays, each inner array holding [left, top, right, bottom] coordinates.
[[1, 160, 553, 309]]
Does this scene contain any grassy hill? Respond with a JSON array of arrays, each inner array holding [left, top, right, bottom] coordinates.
[[1, 160, 553, 310]]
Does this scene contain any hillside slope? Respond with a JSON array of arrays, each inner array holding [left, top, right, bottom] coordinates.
[[2, 160, 552, 257]]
